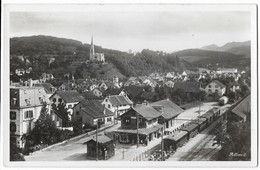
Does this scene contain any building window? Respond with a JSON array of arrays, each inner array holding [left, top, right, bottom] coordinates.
[[208, 89, 212, 93], [105, 99, 108, 102], [10, 111, 16, 120], [52, 114, 55, 121], [215, 85, 218, 88], [10, 122, 16, 132], [24, 110, 33, 119], [52, 98, 56, 102], [215, 89, 219, 93], [125, 119, 130, 124], [108, 104, 111, 108], [208, 85, 211, 88], [58, 98, 62, 103], [107, 117, 112, 122]]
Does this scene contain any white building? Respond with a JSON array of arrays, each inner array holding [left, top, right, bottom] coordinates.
[[10, 86, 51, 148], [205, 80, 226, 96], [101, 95, 133, 120]]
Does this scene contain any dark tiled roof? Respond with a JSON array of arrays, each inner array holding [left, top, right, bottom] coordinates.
[[103, 88, 122, 96], [173, 81, 201, 93], [84, 135, 112, 144], [150, 99, 184, 120], [81, 100, 114, 118], [231, 94, 250, 120], [54, 90, 84, 103], [133, 104, 161, 121], [108, 95, 133, 106]]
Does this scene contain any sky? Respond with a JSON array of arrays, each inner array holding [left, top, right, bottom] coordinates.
[[9, 5, 252, 52]]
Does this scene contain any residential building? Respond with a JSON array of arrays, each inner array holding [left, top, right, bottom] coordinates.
[[101, 95, 133, 120], [10, 86, 51, 148], [49, 90, 84, 123], [72, 100, 114, 129], [205, 80, 226, 96]]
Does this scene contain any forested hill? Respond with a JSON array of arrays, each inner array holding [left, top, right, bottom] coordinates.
[[10, 35, 196, 78]]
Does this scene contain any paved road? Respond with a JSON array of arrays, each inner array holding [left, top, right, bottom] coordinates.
[[24, 102, 221, 161]]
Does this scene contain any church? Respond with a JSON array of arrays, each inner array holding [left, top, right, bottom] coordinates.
[[89, 36, 105, 62]]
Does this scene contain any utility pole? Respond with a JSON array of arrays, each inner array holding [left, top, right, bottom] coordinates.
[[136, 111, 139, 148], [96, 121, 98, 161], [161, 124, 164, 161]]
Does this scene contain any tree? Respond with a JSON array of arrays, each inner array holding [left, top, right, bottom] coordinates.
[[52, 103, 70, 126]]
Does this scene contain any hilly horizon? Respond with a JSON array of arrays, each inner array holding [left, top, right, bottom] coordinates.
[[10, 35, 250, 79], [201, 40, 250, 58]]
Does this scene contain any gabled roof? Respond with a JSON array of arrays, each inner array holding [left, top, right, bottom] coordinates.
[[208, 80, 226, 88], [231, 94, 250, 121], [34, 83, 56, 94], [59, 82, 73, 90], [84, 135, 112, 144], [51, 90, 84, 103], [132, 104, 161, 121], [150, 99, 184, 120], [108, 95, 133, 106], [80, 100, 114, 118]]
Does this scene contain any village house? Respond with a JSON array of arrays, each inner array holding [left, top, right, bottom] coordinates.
[[99, 81, 117, 91], [124, 77, 140, 86], [72, 100, 114, 129], [165, 72, 175, 79], [10, 86, 51, 148], [164, 81, 175, 88], [92, 88, 104, 97], [49, 90, 84, 123], [227, 82, 241, 93], [57, 82, 73, 91], [204, 80, 226, 96], [114, 104, 163, 145], [101, 95, 133, 121]]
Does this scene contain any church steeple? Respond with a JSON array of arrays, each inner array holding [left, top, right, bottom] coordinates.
[[90, 35, 95, 55]]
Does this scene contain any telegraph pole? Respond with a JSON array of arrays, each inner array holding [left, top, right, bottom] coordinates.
[[136, 111, 139, 148], [96, 121, 98, 161], [161, 124, 164, 161]]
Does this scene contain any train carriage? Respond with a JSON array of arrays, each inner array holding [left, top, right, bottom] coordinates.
[[191, 117, 207, 132], [180, 123, 199, 140], [163, 131, 188, 152], [200, 110, 214, 126]]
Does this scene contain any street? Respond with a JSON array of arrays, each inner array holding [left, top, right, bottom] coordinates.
[[24, 102, 221, 161]]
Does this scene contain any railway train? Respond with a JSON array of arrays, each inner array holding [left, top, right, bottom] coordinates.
[[163, 107, 225, 154]]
